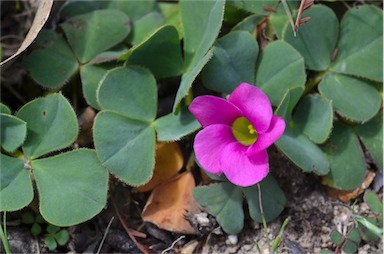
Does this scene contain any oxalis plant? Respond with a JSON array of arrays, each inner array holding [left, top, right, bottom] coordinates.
[[0, 0, 382, 253]]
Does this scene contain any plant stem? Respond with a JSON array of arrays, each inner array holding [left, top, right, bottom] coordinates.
[[257, 184, 271, 252], [303, 71, 326, 95], [0, 212, 11, 254], [272, 217, 290, 252]]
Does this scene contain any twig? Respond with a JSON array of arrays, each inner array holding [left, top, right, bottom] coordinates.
[[161, 235, 186, 254], [110, 194, 149, 254], [96, 216, 114, 254]]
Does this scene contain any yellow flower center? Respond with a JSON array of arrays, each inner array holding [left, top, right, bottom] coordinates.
[[231, 117, 258, 146]]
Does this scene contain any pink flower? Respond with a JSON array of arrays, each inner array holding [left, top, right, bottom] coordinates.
[[189, 83, 285, 187]]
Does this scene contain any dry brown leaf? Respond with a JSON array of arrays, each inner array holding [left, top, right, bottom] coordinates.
[[325, 170, 376, 202], [141, 171, 201, 234], [1, 0, 53, 68], [136, 142, 184, 192]]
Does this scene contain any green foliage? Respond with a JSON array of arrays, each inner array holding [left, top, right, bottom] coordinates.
[[193, 175, 286, 234], [0, 114, 27, 152], [2, 0, 382, 238], [44, 225, 69, 251], [283, 5, 339, 71], [173, 0, 225, 111], [202, 30, 259, 94], [1, 94, 108, 226], [255, 40, 306, 106], [60, 9, 130, 63]]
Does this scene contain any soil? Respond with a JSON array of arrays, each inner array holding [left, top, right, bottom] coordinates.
[[1, 1, 383, 254]]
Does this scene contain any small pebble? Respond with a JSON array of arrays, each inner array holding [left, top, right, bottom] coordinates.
[[226, 235, 238, 245]]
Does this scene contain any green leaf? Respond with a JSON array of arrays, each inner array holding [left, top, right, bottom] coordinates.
[[0, 103, 11, 114], [126, 11, 165, 46], [159, 2, 183, 39], [319, 250, 334, 254], [331, 5, 383, 82], [123, 25, 183, 79], [356, 216, 383, 241], [342, 239, 358, 254], [193, 183, 244, 234], [46, 225, 60, 234], [347, 228, 361, 243], [55, 230, 69, 246], [61, 9, 130, 63], [231, 14, 264, 35], [31, 223, 42, 236], [227, 0, 279, 15], [97, 66, 157, 122], [283, 5, 339, 71], [293, 94, 333, 144], [202, 31, 259, 94], [181, 0, 225, 68], [243, 175, 286, 223], [364, 191, 383, 215], [22, 30, 79, 88], [44, 236, 57, 251], [93, 111, 156, 186], [59, 0, 98, 18], [155, 107, 200, 141], [255, 40, 306, 106], [355, 112, 383, 171], [16, 94, 79, 159], [275, 86, 304, 120], [31, 149, 108, 226], [108, 0, 158, 22], [1, 114, 27, 152], [319, 73, 381, 123], [330, 230, 344, 245], [275, 125, 329, 175], [322, 122, 366, 190], [0, 154, 33, 211], [80, 62, 120, 110], [173, 50, 213, 112]]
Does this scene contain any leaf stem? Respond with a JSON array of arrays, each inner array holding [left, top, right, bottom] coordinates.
[[280, 0, 296, 37], [257, 184, 271, 252], [0, 212, 11, 254], [304, 71, 326, 95]]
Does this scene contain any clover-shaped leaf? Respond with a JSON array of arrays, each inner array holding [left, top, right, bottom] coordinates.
[[193, 182, 244, 234], [202, 30, 259, 94], [31, 149, 108, 226], [94, 66, 157, 186], [61, 9, 130, 63], [275, 87, 330, 175], [80, 62, 120, 110], [283, 5, 339, 71], [173, 0, 225, 112], [16, 93, 79, 159], [319, 73, 381, 123], [1, 114, 27, 152], [123, 25, 183, 79], [255, 40, 306, 106], [331, 5, 383, 82], [0, 154, 33, 212], [22, 30, 79, 88], [243, 175, 286, 223], [355, 112, 383, 171], [193, 175, 286, 234], [322, 122, 366, 190], [154, 106, 200, 142], [293, 94, 333, 144]]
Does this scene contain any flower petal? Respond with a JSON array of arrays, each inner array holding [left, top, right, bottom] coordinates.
[[247, 115, 286, 156], [220, 142, 269, 187], [194, 124, 236, 174], [189, 95, 242, 128], [228, 83, 272, 133]]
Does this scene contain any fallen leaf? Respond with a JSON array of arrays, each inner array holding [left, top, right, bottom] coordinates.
[[325, 170, 376, 202], [142, 171, 201, 234], [1, 0, 53, 68], [136, 142, 183, 192]]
